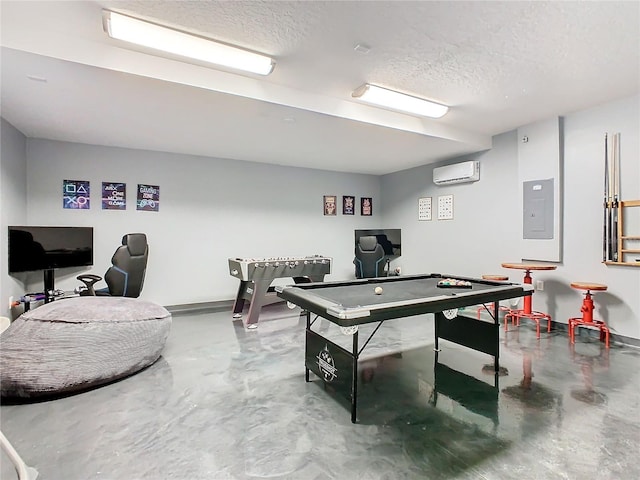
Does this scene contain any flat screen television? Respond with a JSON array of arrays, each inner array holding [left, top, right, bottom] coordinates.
[[8, 226, 94, 296]]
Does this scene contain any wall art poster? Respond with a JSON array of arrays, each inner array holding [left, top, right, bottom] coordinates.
[[102, 182, 126, 210], [63, 179, 90, 209], [342, 195, 355, 215], [361, 197, 372, 216], [323, 195, 337, 216], [137, 184, 160, 212]]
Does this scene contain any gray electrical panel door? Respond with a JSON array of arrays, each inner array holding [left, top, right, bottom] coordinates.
[[523, 179, 554, 239]]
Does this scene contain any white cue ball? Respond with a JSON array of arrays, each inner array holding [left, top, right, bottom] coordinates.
[[374, 286, 383, 295]]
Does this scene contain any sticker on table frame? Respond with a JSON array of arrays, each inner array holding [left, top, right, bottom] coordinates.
[[323, 195, 337, 216], [361, 197, 372, 216], [418, 197, 432, 221], [342, 195, 355, 215], [438, 194, 454, 220], [63, 179, 90, 209]]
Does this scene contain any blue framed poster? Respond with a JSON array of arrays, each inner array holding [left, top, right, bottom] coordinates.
[[137, 184, 159, 212], [63, 179, 90, 209], [102, 182, 126, 210]]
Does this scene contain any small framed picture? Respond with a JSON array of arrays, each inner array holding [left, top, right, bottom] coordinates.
[[323, 195, 337, 216], [342, 195, 355, 215], [361, 197, 372, 216]]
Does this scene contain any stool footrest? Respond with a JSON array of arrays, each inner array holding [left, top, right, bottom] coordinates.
[[569, 317, 610, 348], [504, 309, 552, 339]]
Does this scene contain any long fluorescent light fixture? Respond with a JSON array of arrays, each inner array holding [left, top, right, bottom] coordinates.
[[103, 10, 275, 76], [352, 84, 449, 118]]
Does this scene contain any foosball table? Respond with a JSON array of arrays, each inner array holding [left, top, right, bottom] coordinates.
[[228, 255, 332, 329]]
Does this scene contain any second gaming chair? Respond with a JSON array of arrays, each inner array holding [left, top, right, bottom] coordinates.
[[354, 235, 388, 279], [77, 233, 149, 298]]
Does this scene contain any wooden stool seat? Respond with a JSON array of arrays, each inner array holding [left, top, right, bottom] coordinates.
[[482, 275, 508, 281], [568, 281, 610, 348], [570, 282, 608, 292]]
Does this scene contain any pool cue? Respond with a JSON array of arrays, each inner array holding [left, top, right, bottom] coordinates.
[[611, 133, 620, 262], [603, 134, 611, 261], [603, 134, 608, 261]]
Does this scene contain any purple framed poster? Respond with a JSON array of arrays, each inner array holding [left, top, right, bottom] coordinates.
[[137, 184, 160, 212], [361, 197, 372, 216], [342, 195, 355, 215], [102, 182, 126, 210], [63, 179, 90, 209]]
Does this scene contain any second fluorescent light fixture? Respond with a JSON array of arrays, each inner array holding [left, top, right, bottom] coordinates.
[[103, 10, 275, 75], [352, 84, 448, 118]]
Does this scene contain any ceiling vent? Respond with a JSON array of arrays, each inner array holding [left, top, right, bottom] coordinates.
[[433, 161, 480, 185]]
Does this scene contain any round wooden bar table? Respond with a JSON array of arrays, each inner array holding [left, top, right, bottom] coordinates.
[[501, 262, 557, 337]]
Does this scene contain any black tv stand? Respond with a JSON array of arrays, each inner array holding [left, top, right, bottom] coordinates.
[[43, 269, 55, 303]]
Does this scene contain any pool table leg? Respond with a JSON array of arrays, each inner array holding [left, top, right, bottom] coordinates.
[[351, 329, 359, 423], [305, 310, 311, 383], [494, 302, 500, 373]]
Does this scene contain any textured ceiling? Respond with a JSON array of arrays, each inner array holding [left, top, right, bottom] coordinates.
[[1, 1, 639, 174]]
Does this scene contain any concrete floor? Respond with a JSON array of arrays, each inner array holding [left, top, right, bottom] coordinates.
[[1, 304, 639, 480]]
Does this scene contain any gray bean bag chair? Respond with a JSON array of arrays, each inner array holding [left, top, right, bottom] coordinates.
[[0, 296, 171, 399]]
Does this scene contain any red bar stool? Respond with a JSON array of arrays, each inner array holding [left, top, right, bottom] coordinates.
[[501, 263, 557, 338], [476, 275, 509, 319], [568, 282, 610, 348]]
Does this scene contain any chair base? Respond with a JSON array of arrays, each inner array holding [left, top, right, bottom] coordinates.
[[504, 309, 551, 339]]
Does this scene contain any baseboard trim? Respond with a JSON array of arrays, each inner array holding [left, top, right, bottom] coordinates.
[[165, 300, 234, 315], [473, 309, 640, 349], [550, 320, 640, 348], [167, 303, 640, 348]]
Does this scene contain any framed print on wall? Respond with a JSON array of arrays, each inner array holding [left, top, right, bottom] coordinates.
[[323, 195, 337, 216], [63, 179, 90, 209], [342, 195, 355, 215], [102, 182, 126, 210], [137, 184, 160, 212], [361, 197, 372, 216]]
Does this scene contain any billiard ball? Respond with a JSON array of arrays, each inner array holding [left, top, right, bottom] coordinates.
[[374, 286, 383, 295]]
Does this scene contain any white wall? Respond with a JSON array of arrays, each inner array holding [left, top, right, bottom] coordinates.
[[517, 117, 562, 261], [559, 95, 640, 340], [380, 130, 521, 279], [380, 94, 640, 340], [0, 118, 28, 318], [22, 140, 381, 306]]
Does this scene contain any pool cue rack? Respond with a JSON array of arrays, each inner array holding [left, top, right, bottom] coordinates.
[[601, 132, 640, 267], [604, 199, 640, 267]]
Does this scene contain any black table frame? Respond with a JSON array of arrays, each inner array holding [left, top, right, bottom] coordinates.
[[277, 273, 533, 423]]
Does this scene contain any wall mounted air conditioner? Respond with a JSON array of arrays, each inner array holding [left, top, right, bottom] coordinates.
[[433, 160, 480, 185]]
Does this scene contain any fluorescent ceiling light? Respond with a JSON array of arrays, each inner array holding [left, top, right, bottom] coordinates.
[[103, 10, 275, 76], [352, 84, 449, 118]]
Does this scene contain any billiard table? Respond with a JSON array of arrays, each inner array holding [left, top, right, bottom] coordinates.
[[276, 273, 533, 423]]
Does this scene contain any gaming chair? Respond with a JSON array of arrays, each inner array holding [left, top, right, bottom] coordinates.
[[354, 235, 388, 279], [77, 233, 148, 298]]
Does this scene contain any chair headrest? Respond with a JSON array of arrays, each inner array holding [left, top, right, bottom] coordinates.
[[358, 236, 379, 252], [122, 233, 148, 256]]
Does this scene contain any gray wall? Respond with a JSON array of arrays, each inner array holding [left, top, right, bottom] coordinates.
[[20, 140, 381, 307], [380, 94, 640, 340], [380, 130, 521, 278], [1, 94, 638, 340], [0, 118, 28, 312]]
